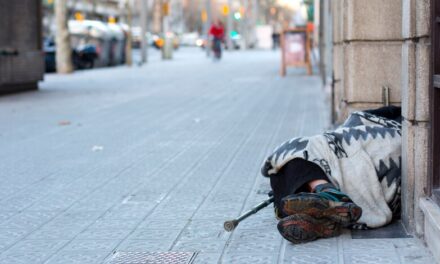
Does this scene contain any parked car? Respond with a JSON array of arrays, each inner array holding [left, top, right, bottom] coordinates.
[[68, 20, 126, 67], [152, 32, 179, 50], [230, 34, 242, 50], [43, 37, 98, 72], [180, 32, 200, 46], [43, 38, 56, 72], [72, 44, 98, 69], [196, 34, 207, 49], [131, 27, 154, 48]]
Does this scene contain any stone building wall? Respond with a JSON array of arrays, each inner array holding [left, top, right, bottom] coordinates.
[[331, 0, 403, 123], [400, 0, 431, 235]]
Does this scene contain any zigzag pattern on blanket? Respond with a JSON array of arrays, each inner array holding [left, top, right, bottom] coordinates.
[[375, 156, 401, 187], [328, 126, 400, 146], [273, 137, 309, 161], [346, 111, 402, 130]]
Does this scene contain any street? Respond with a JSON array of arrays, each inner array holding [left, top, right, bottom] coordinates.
[[0, 48, 433, 264]]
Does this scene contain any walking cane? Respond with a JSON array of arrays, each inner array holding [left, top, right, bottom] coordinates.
[[223, 196, 274, 232]]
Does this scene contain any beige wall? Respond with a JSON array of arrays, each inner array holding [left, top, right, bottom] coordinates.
[[400, 0, 431, 235], [331, 0, 403, 123]]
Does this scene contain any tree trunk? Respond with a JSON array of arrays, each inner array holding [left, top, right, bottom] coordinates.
[[152, 0, 162, 34], [125, 0, 133, 66], [55, 0, 73, 73]]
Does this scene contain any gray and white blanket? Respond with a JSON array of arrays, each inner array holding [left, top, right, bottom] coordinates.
[[261, 111, 401, 228]]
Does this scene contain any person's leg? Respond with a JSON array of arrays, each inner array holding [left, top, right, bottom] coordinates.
[[307, 179, 329, 191], [270, 159, 329, 218], [277, 179, 362, 244], [281, 177, 362, 224]]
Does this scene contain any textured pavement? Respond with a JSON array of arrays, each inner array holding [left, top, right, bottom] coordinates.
[[0, 48, 435, 264]]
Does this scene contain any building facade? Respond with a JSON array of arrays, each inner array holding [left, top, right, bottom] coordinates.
[[320, 0, 440, 261], [0, 0, 45, 94]]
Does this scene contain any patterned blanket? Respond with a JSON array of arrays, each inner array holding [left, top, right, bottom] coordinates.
[[261, 111, 401, 228]]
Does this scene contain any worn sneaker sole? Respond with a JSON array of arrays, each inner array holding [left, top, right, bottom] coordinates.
[[277, 213, 340, 244], [281, 193, 362, 227]]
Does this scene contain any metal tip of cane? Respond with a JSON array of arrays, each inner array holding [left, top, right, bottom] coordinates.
[[224, 220, 238, 232]]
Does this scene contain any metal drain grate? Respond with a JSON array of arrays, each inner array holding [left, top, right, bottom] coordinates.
[[106, 251, 198, 264]]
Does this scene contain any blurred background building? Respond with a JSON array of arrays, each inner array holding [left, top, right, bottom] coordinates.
[[0, 1, 45, 93], [2, 0, 317, 92]]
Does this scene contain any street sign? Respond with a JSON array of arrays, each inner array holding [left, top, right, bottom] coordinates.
[[108, 16, 116, 24], [74, 12, 85, 21], [239, 7, 245, 17], [163, 3, 170, 16], [280, 28, 312, 76], [221, 5, 229, 16], [201, 10, 207, 22]]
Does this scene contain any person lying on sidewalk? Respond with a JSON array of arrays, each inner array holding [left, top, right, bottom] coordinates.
[[261, 106, 402, 243]]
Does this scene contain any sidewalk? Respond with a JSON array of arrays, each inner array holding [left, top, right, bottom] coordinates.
[[0, 48, 434, 264]]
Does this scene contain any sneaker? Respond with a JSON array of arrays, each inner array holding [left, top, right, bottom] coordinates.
[[280, 184, 362, 227], [277, 213, 341, 244]]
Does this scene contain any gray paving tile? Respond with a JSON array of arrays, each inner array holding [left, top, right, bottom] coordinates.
[[6, 239, 68, 252], [100, 209, 151, 220], [231, 229, 280, 241], [147, 209, 194, 220], [41, 217, 93, 230], [226, 237, 282, 253], [399, 253, 437, 264], [343, 252, 400, 264], [284, 252, 339, 264], [342, 238, 398, 252], [0, 229, 29, 241], [286, 237, 339, 252], [179, 228, 228, 241], [116, 239, 173, 251], [44, 250, 111, 264], [0, 211, 18, 223], [59, 211, 104, 220], [62, 239, 120, 251], [185, 220, 225, 232], [137, 219, 189, 230], [0, 240, 16, 252], [192, 209, 239, 220], [126, 228, 181, 241], [26, 227, 83, 240], [221, 253, 278, 264], [87, 219, 141, 230], [0, 250, 51, 264], [76, 228, 131, 240], [173, 238, 227, 253], [191, 253, 221, 264]]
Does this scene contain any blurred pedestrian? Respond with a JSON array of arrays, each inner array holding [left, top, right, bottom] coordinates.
[[271, 21, 282, 50], [209, 19, 225, 60]]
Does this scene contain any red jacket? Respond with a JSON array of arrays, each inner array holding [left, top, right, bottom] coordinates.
[[209, 24, 225, 39]]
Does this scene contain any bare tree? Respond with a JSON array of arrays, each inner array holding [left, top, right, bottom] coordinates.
[[55, 0, 74, 73], [152, 0, 162, 33], [125, 0, 133, 66]]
